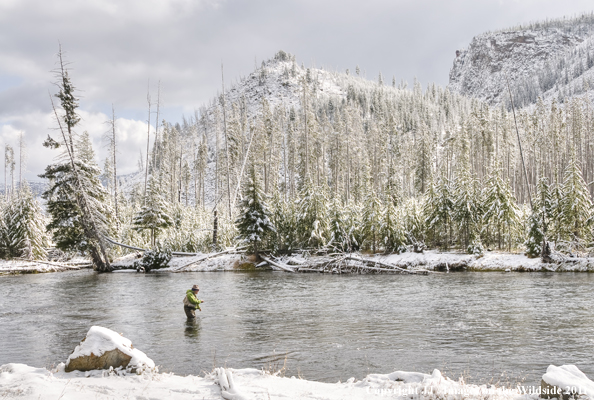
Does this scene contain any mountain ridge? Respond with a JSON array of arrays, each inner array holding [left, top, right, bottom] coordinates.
[[448, 12, 594, 108]]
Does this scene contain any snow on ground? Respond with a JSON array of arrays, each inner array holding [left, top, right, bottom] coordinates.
[[6, 361, 594, 399], [0, 258, 92, 275], [542, 365, 594, 398], [378, 250, 594, 272]]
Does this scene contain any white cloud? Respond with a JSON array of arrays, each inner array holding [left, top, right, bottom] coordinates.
[[1, 0, 594, 182], [0, 109, 150, 181]]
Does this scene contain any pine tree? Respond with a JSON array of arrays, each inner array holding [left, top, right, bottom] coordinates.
[[133, 176, 173, 247], [558, 155, 592, 241], [414, 123, 433, 195], [268, 190, 295, 252], [235, 166, 275, 254], [453, 168, 483, 252], [296, 179, 328, 248], [40, 132, 113, 256], [525, 177, 553, 257], [402, 198, 425, 251], [328, 196, 346, 251], [40, 48, 111, 270], [362, 190, 382, 253], [1, 183, 49, 259], [381, 195, 406, 253], [482, 168, 520, 250], [525, 212, 544, 258], [423, 176, 454, 249]]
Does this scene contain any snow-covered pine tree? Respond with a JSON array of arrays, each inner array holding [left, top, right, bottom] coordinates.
[[414, 122, 434, 195], [328, 196, 349, 252], [362, 190, 382, 253], [133, 176, 173, 247], [482, 167, 520, 250], [453, 168, 483, 253], [525, 177, 553, 258], [296, 179, 328, 248], [557, 154, 592, 242], [525, 212, 544, 258], [423, 176, 454, 249], [402, 198, 425, 251], [2, 183, 49, 259], [40, 48, 111, 270], [381, 194, 406, 254], [268, 190, 295, 252], [235, 166, 275, 254], [40, 132, 113, 257]]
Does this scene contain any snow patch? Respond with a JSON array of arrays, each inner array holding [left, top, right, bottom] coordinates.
[[542, 364, 594, 397]]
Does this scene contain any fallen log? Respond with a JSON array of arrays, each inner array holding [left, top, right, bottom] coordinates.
[[260, 256, 295, 273], [295, 267, 322, 273], [296, 264, 427, 274], [344, 256, 420, 274], [29, 259, 91, 270], [171, 248, 243, 272], [0, 261, 93, 273]]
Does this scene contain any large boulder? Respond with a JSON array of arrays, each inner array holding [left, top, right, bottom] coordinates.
[[541, 365, 594, 399], [65, 326, 155, 373]]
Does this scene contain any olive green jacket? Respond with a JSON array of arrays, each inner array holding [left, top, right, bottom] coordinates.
[[184, 289, 203, 310]]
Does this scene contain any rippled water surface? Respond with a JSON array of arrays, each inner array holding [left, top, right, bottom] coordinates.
[[1, 270, 593, 385]]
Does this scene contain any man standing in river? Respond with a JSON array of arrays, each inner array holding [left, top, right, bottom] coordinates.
[[183, 285, 204, 319]]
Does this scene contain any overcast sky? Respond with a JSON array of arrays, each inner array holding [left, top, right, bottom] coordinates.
[[1, 0, 593, 181]]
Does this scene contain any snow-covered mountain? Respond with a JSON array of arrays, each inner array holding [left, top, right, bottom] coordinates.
[[448, 13, 594, 108], [200, 50, 404, 121]]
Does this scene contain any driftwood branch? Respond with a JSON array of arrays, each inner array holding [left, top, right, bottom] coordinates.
[[172, 248, 246, 271], [29, 259, 92, 269], [0, 259, 93, 273], [344, 256, 420, 274], [260, 256, 295, 273]]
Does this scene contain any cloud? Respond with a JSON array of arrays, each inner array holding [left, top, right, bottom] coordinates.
[[0, 109, 150, 181], [1, 0, 594, 181]]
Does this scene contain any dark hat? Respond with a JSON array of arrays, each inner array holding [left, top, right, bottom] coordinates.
[[191, 285, 200, 291]]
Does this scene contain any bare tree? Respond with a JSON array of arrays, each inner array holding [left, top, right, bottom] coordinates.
[[104, 105, 119, 223], [18, 132, 26, 190], [144, 81, 151, 199]]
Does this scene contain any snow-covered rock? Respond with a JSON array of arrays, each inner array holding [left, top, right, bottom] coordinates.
[[65, 326, 155, 373], [541, 365, 594, 399]]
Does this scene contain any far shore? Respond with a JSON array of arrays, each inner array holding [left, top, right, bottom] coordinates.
[[2, 249, 593, 275]]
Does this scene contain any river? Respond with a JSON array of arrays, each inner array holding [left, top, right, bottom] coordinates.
[[1, 270, 592, 385]]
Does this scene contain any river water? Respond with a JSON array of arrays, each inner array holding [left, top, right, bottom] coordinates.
[[0, 270, 593, 385]]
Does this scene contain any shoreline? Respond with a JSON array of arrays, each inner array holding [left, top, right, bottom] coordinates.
[[1, 362, 592, 400], [2, 250, 594, 275]]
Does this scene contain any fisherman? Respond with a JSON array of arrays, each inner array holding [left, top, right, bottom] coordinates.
[[183, 285, 204, 319]]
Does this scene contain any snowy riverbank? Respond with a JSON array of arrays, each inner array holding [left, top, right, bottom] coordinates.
[[2, 361, 594, 399], [157, 250, 594, 273], [377, 250, 594, 272], [0, 258, 92, 275], [3, 249, 594, 275]]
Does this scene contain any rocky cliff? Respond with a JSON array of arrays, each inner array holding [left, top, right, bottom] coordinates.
[[449, 13, 594, 107]]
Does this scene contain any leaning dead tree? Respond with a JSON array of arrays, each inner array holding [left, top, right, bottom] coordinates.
[[258, 253, 431, 275], [49, 46, 112, 272]]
